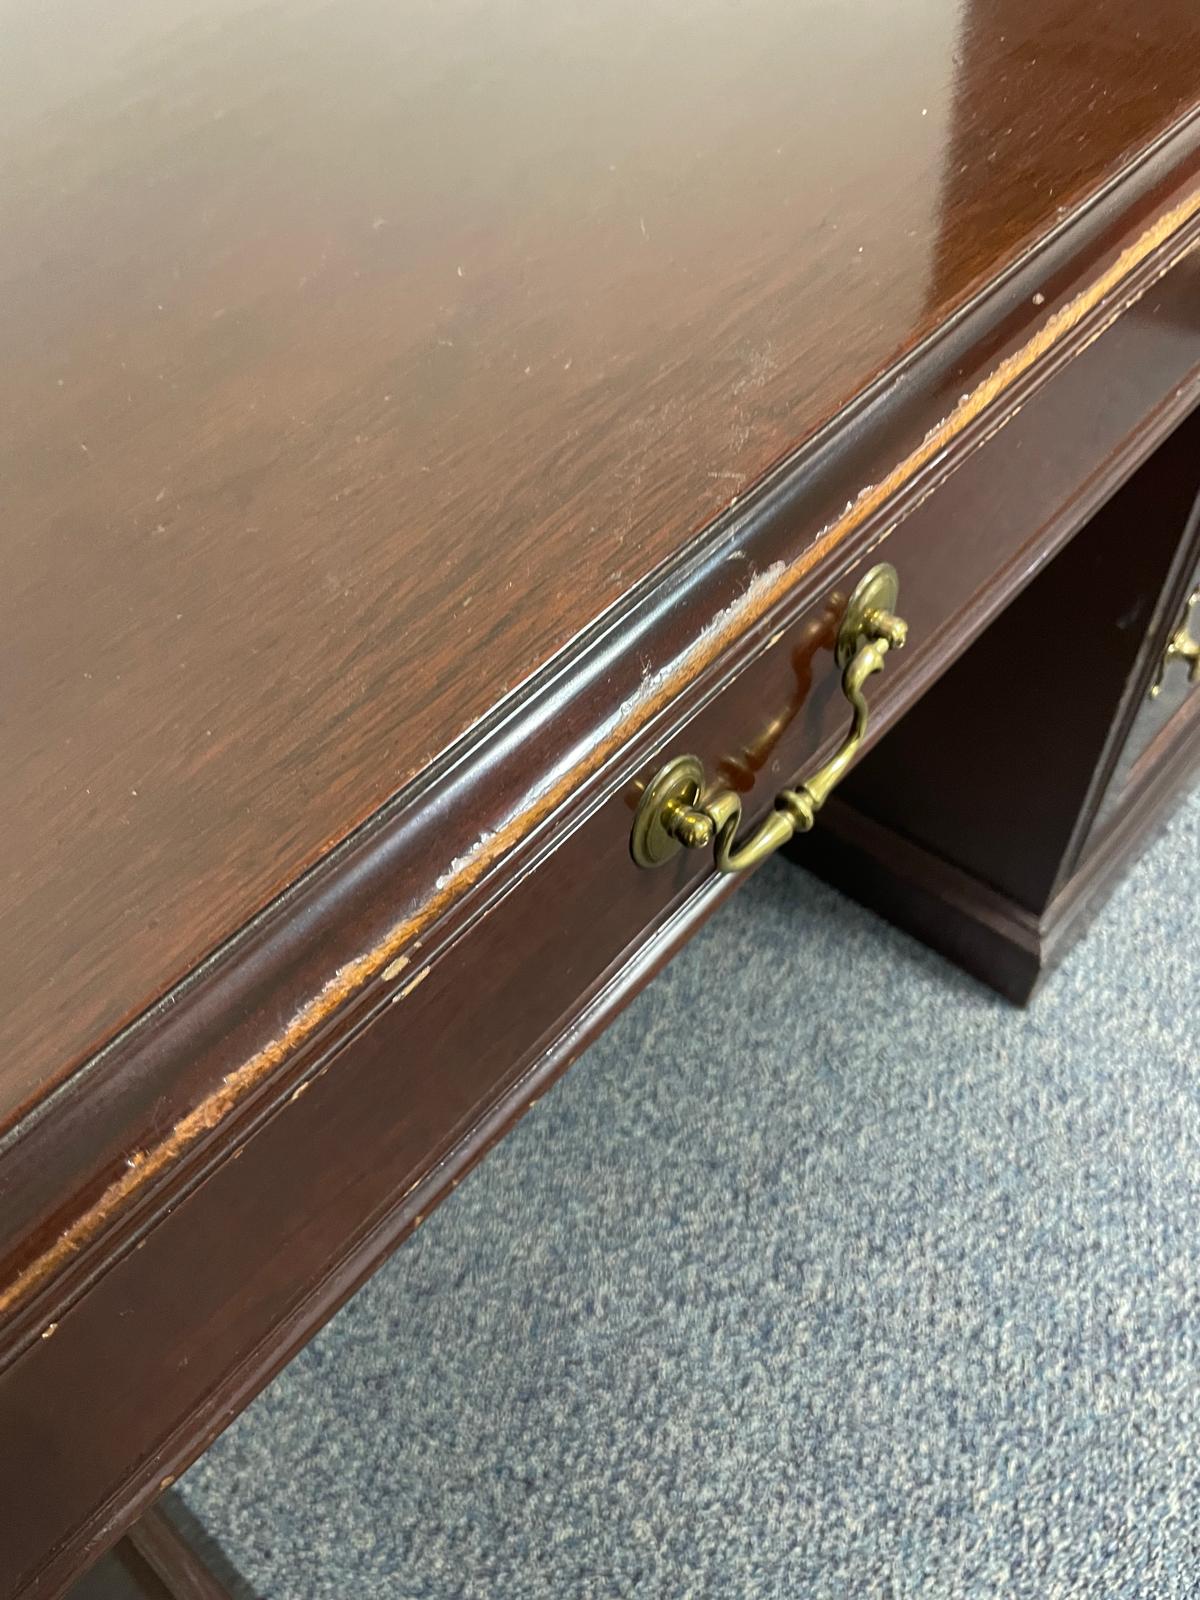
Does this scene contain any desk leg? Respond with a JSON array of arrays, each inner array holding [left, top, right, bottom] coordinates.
[[63, 1506, 243, 1600]]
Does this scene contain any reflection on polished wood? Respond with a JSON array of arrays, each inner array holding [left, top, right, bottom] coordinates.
[[2, 0, 1199, 1129], [926, 0, 1200, 303]]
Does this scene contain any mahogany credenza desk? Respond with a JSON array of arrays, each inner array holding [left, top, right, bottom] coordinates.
[[4, 1, 1200, 1594]]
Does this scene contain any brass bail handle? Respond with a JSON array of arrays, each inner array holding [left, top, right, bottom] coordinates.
[[1151, 585, 1200, 699], [630, 564, 908, 874]]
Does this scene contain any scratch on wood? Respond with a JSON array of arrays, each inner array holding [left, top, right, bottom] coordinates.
[[2, 187, 1199, 1326], [436, 832, 496, 891], [381, 954, 411, 982], [395, 966, 431, 1001]]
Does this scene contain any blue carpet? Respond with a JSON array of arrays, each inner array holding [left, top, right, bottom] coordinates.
[[177, 787, 1200, 1598]]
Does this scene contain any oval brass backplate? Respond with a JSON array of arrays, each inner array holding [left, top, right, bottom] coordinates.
[[835, 562, 900, 668], [630, 753, 706, 867]]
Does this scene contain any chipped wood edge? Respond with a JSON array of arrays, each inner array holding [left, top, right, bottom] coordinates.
[[2, 185, 1199, 1328]]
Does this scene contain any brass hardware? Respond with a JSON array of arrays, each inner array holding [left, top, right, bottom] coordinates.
[[1151, 585, 1200, 698], [629, 754, 715, 868], [631, 564, 907, 872]]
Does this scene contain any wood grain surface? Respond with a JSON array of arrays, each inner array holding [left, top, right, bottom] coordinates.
[[3, 0, 1200, 1127]]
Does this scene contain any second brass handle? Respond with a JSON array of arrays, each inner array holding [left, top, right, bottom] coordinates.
[[1151, 586, 1200, 699], [631, 564, 907, 874]]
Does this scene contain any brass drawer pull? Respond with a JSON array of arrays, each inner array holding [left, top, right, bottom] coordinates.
[[1151, 585, 1200, 698], [631, 564, 907, 873]]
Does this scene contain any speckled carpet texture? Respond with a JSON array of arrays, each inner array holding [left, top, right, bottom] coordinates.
[[176, 785, 1200, 1599]]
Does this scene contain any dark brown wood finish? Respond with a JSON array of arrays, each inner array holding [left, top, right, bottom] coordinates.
[[122, 1510, 236, 1600], [6, 5, 1200, 1595], [787, 704, 1200, 1005], [61, 1548, 174, 1600], [4, 151, 1200, 1595], [793, 410, 1200, 1000], [5, 126, 1200, 1356], [1088, 544, 1200, 830], [3, 0, 1200, 1127], [63, 1508, 237, 1600]]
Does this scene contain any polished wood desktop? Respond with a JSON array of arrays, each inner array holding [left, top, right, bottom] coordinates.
[[2, 1, 1199, 1594]]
